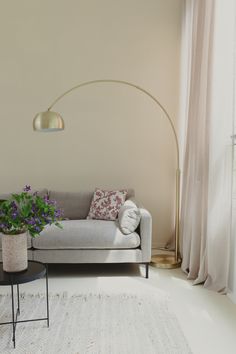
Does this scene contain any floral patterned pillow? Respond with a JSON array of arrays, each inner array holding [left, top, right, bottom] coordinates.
[[87, 189, 128, 221]]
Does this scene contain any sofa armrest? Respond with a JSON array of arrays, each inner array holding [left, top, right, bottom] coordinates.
[[139, 207, 152, 262]]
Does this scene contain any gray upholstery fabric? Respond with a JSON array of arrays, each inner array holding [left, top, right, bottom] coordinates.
[[0, 233, 32, 249], [126, 189, 135, 199], [0, 192, 14, 200], [49, 189, 135, 220], [29, 249, 143, 263], [32, 220, 140, 250], [0, 189, 48, 200], [139, 208, 152, 262], [49, 191, 93, 220]]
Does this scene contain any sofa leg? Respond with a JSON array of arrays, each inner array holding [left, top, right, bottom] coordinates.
[[145, 263, 149, 279]]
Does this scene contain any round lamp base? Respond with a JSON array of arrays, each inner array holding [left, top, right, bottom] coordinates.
[[151, 254, 182, 269]]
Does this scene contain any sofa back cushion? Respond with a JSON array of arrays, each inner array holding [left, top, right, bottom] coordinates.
[[49, 191, 93, 220], [0, 188, 48, 201], [49, 189, 135, 220]]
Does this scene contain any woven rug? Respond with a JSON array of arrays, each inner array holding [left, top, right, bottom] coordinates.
[[0, 292, 191, 354]]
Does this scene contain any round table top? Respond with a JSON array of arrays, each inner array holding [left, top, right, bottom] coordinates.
[[0, 261, 46, 286]]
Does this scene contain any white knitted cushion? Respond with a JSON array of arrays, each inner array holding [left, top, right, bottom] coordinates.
[[118, 198, 141, 235]]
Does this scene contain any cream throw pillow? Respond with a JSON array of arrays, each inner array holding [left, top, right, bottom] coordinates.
[[87, 189, 127, 221], [118, 198, 141, 235]]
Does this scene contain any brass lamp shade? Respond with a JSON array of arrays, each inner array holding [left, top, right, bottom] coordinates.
[[33, 111, 65, 132]]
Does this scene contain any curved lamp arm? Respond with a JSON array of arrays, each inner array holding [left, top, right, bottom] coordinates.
[[47, 79, 180, 170], [33, 79, 181, 267]]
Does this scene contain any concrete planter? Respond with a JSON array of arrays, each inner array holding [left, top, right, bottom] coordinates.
[[2, 232, 28, 272]]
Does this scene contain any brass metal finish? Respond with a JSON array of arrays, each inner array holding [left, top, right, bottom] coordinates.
[[175, 168, 181, 261], [151, 254, 182, 269], [46, 79, 180, 167], [33, 111, 64, 132], [34, 79, 181, 268]]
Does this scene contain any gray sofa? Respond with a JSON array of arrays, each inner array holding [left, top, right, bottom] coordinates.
[[0, 189, 152, 278]]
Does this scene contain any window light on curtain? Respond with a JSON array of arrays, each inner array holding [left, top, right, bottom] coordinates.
[[179, 0, 236, 293]]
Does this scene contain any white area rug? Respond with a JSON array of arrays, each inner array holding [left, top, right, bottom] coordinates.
[[0, 292, 191, 354]]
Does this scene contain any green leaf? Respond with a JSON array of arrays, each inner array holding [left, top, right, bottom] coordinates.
[[55, 222, 63, 229]]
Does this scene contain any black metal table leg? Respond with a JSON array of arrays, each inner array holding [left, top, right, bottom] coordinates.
[[17, 284, 20, 315], [0, 261, 50, 349], [145, 263, 149, 279], [46, 264, 49, 327], [11, 283, 16, 349]]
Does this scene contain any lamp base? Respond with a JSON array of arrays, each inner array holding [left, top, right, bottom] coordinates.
[[151, 254, 182, 269]]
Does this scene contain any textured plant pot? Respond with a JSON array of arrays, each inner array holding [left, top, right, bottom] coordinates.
[[2, 232, 28, 272]]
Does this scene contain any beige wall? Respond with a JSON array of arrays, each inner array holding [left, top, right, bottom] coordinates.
[[0, 0, 182, 248]]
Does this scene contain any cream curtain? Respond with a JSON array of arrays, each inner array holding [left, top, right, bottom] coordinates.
[[180, 0, 235, 292]]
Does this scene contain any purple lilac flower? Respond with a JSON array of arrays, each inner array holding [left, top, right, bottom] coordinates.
[[23, 185, 31, 192], [55, 209, 63, 218], [44, 218, 52, 223], [43, 195, 50, 202], [35, 217, 42, 225], [43, 195, 56, 206], [12, 212, 18, 219], [27, 218, 36, 225], [32, 203, 37, 212], [11, 201, 17, 210]]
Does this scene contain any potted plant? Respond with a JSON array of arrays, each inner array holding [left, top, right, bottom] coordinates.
[[0, 186, 63, 272]]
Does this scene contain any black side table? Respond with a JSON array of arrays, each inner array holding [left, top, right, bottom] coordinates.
[[0, 260, 49, 348]]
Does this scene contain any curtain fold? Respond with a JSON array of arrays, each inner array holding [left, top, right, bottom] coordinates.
[[180, 0, 235, 292]]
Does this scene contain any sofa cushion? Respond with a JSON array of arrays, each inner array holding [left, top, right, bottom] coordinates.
[[49, 191, 94, 220], [0, 188, 48, 201], [118, 198, 141, 235], [32, 220, 140, 250], [87, 189, 127, 221], [49, 189, 135, 220]]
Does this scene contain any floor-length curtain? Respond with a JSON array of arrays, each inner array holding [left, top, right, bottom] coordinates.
[[180, 0, 235, 292]]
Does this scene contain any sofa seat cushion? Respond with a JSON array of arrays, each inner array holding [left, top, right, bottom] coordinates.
[[32, 220, 140, 250]]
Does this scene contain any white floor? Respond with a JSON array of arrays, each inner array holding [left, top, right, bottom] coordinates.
[[1, 263, 236, 354]]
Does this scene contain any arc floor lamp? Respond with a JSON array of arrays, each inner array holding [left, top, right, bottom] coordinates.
[[33, 79, 181, 268]]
